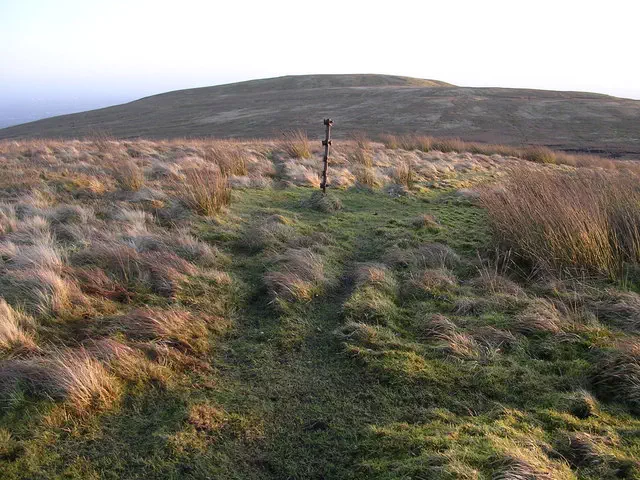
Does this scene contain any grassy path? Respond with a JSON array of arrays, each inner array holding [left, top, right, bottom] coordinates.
[[203, 187, 483, 478], [209, 195, 390, 478]]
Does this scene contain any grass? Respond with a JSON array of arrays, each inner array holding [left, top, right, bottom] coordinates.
[[480, 167, 640, 279], [173, 167, 231, 215], [379, 134, 635, 171], [0, 139, 639, 479], [282, 129, 312, 159], [111, 158, 145, 191]]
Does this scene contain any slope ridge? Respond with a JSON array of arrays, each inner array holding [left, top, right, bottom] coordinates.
[[1, 74, 639, 158]]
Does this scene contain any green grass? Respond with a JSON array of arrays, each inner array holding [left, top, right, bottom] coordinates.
[[1, 187, 639, 479]]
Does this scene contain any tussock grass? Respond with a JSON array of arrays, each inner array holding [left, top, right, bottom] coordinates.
[[473, 326, 517, 352], [403, 268, 457, 299], [393, 160, 414, 188], [432, 137, 466, 153], [412, 214, 440, 230], [264, 248, 326, 303], [0, 268, 84, 316], [384, 242, 461, 270], [592, 341, 640, 411], [350, 131, 370, 150], [354, 166, 380, 188], [493, 456, 556, 480], [0, 240, 63, 271], [344, 286, 398, 325], [470, 271, 525, 297], [522, 146, 557, 164], [417, 314, 481, 360], [203, 145, 248, 176], [188, 403, 226, 433], [454, 296, 489, 315], [557, 432, 610, 468], [514, 299, 564, 335], [0, 300, 36, 354], [242, 214, 297, 252], [282, 129, 312, 159], [353, 263, 397, 294], [588, 291, 640, 332], [480, 168, 640, 279], [49, 204, 94, 226], [418, 313, 457, 339], [111, 159, 145, 191], [304, 191, 342, 213], [380, 134, 629, 171], [414, 243, 461, 269], [112, 308, 209, 354], [174, 168, 231, 216], [335, 322, 403, 351], [437, 330, 482, 360], [349, 147, 373, 168], [170, 230, 224, 267], [73, 242, 197, 298], [0, 203, 18, 234], [0, 348, 119, 412], [87, 338, 171, 384]]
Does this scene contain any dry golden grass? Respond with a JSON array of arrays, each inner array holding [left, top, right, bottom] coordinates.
[[242, 214, 297, 252], [418, 313, 457, 339], [188, 403, 227, 433], [0, 300, 36, 354], [354, 166, 379, 188], [393, 160, 414, 188], [112, 308, 209, 354], [493, 456, 555, 480], [349, 131, 370, 150], [480, 168, 640, 278], [522, 145, 557, 164], [203, 144, 248, 176], [379, 134, 634, 172], [349, 147, 373, 168], [281, 129, 312, 159], [0, 268, 84, 316], [353, 263, 397, 294], [0, 347, 119, 412], [174, 168, 231, 216], [335, 321, 402, 350], [111, 159, 145, 191]]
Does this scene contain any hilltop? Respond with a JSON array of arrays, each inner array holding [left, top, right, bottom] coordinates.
[[1, 74, 639, 158]]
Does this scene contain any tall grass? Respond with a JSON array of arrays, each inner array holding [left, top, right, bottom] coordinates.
[[282, 130, 312, 159], [379, 134, 633, 171], [203, 145, 248, 176], [174, 168, 231, 216], [480, 168, 640, 279], [111, 159, 145, 191]]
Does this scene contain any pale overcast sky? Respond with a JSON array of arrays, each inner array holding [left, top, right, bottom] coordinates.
[[1, 0, 639, 125]]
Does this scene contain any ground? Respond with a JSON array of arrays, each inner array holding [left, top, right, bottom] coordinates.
[[0, 138, 639, 479]]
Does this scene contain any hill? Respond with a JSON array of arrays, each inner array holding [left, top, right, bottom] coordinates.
[[1, 74, 639, 158]]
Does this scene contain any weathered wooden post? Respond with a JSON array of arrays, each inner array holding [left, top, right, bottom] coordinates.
[[320, 118, 333, 194]]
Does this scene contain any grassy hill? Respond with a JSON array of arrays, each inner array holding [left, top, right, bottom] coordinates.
[[0, 136, 639, 479], [1, 74, 639, 158]]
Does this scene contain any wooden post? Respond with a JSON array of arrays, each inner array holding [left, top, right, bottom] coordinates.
[[320, 118, 333, 194]]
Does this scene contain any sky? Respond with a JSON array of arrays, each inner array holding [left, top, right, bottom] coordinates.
[[1, 0, 639, 126]]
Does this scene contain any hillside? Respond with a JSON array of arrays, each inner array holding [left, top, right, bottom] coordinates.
[[1, 137, 640, 479], [1, 74, 639, 158]]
